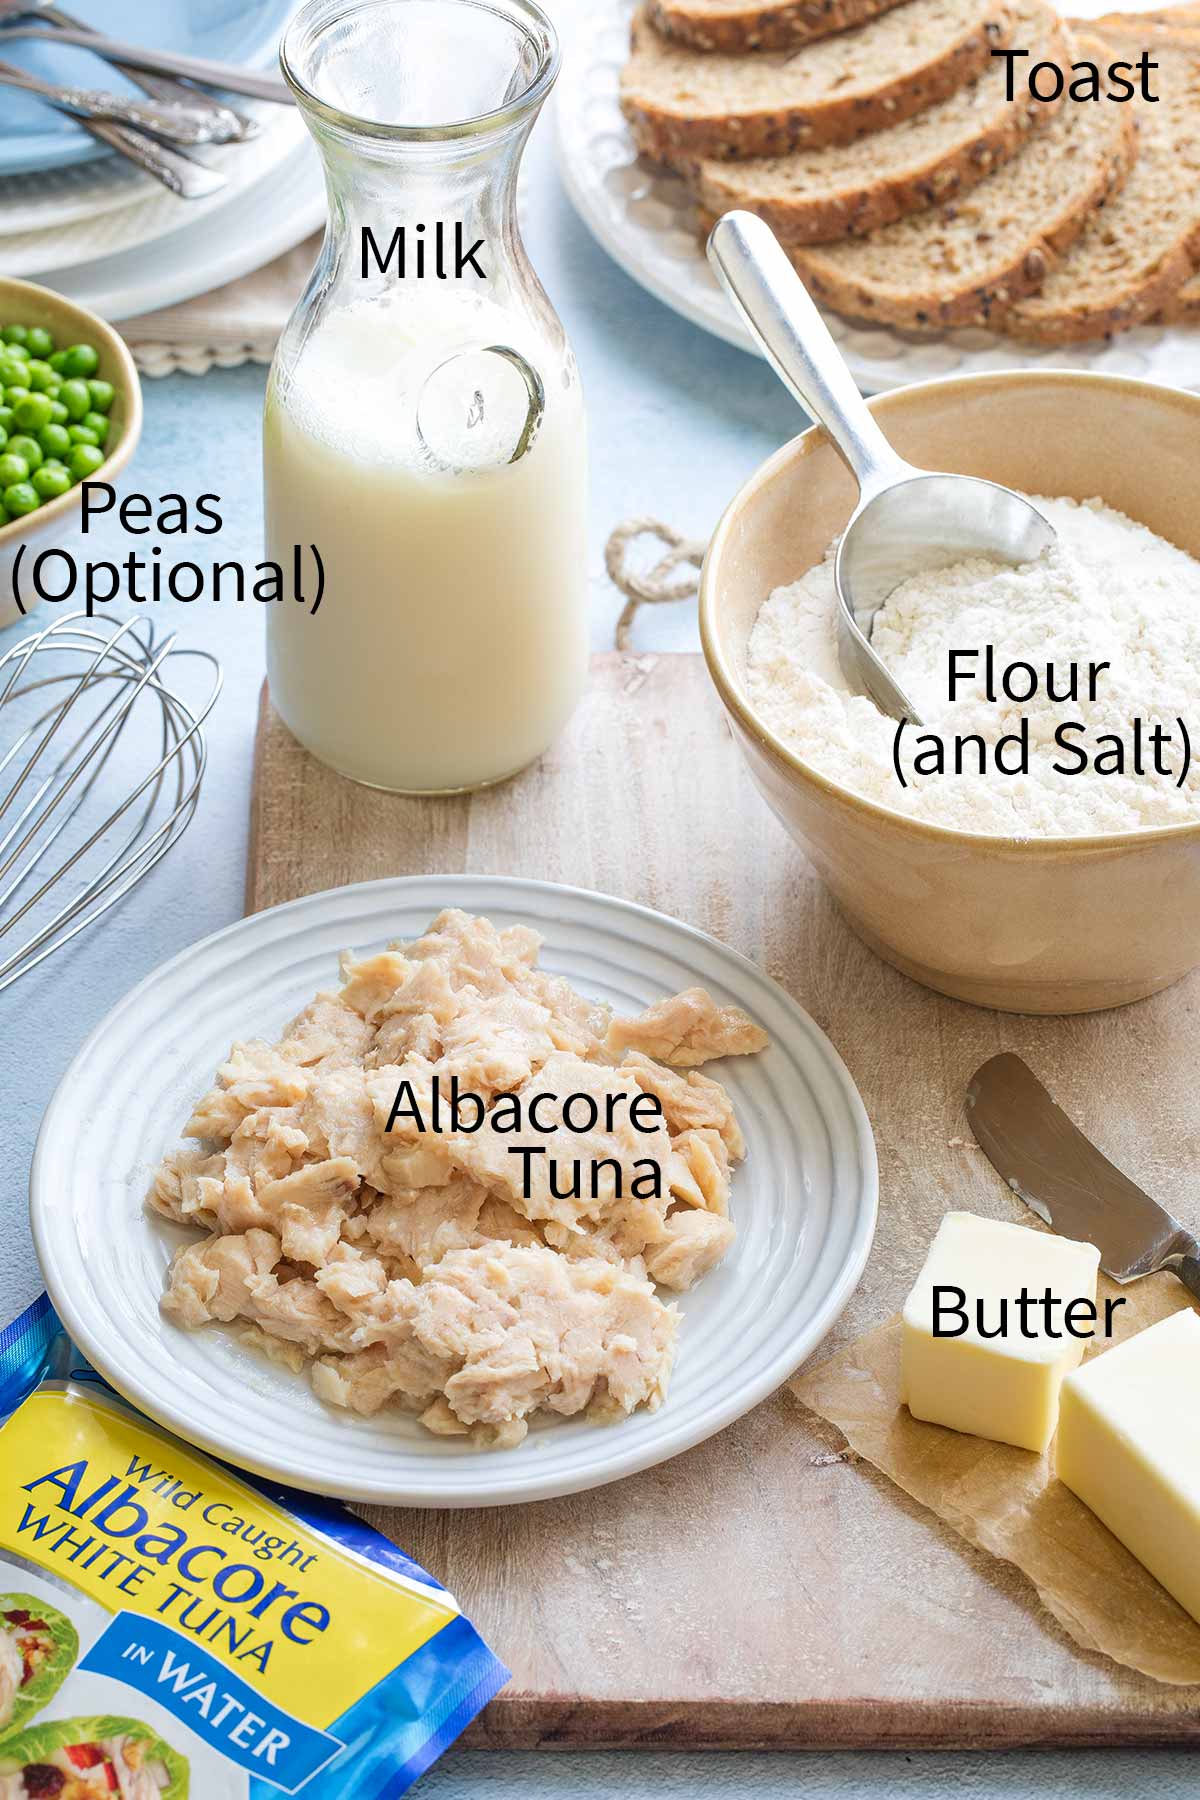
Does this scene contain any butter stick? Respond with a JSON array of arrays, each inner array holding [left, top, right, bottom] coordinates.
[[901, 1212, 1102, 1454], [1057, 1308, 1200, 1628]]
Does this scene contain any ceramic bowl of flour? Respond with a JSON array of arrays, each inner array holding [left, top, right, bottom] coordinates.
[[700, 370, 1200, 1015]]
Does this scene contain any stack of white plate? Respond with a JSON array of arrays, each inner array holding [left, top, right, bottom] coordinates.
[[0, 0, 325, 320]]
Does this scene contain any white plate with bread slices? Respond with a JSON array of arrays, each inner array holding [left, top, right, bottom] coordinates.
[[558, 0, 1200, 390]]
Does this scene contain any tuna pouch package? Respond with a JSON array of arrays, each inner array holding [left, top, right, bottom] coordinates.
[[0, 1297, 508, 1798]]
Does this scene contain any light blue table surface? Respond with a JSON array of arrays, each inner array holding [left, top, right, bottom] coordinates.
[[2, 112, 1191, 1800]]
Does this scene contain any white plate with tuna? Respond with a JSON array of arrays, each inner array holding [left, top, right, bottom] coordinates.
[[30, 874, 876, 1507]]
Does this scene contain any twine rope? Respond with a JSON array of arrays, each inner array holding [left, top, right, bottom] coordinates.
[[605, 518, 707, 652]]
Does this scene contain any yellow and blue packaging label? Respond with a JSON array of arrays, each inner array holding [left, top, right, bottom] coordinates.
[[0, 1296, 508, 1797]]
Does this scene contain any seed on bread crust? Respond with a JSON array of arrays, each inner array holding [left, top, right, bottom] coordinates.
[[621, 0, 1016, 162], [646, 0, 911, 54]]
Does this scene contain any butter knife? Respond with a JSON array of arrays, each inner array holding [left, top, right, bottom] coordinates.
[[965, 1053, 1200, 1303]]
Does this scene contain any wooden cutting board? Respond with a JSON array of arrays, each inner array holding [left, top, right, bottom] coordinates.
[[249, 654, 1200, 1748]]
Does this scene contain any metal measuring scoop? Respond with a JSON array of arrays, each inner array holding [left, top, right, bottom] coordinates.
[[708, 212, 1057, 724]]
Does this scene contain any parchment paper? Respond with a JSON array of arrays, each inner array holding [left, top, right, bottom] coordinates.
[[793, 1274, 1200, 1686]]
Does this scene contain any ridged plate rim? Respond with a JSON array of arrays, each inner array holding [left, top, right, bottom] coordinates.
[[31, 874, 877, 1508]]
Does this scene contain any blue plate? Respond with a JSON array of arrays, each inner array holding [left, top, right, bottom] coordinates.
[[0, 0, 296, 177]]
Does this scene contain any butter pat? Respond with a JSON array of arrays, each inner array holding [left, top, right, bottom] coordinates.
[[1057, 1308, 1200, 1626], [901, 1212, 1101, 1453]]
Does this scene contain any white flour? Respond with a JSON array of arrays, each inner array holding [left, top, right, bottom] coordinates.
[[745, 495, 1200, 837]]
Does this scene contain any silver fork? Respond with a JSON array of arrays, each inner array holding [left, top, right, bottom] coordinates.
[[0, 0, 230, 197], [0, 58, 245, 143], [0, 0, 256, 139]]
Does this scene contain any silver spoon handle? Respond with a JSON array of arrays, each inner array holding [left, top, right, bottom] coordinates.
[[66, 111, 228, 199], [4, 23, 292, 102], [32, 1, 256, 139], [707, 211, 911, 501]]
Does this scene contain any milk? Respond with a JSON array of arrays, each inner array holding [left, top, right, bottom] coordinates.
[[263, 293, 588, 793]]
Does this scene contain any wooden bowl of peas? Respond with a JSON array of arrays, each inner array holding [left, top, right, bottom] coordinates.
[[0, 276, 143, 628]]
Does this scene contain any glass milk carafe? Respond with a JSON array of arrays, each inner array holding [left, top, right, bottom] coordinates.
[[265, 0, 588, 793]]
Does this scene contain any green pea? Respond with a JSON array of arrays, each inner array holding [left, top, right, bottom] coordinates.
[[32, 462, 70, 500], [0, 355, 23, 388], [0, 426, 6, 452], [38, 422, 71, 458], [67, 425, 99, 447], [0, 452, 29, 486], [7, 435, 42, 471], [60, 343, 99, 378], [2, 324, 27, 345], [48, 400, 68, 425], [0, 407, 12, 433], [26, 360, 54, 393], [4, 387, 29, 407], [86, 378, 115, 414], [5, 341, 29, 362], [59, 378, 90, 421], [68, 443, 105, 481], [0, 502, 8, 528], [2, 480, 39, 517], [81, 411, 110, 445], [25, 326, 54, 359], [13, 392, 53, 432]]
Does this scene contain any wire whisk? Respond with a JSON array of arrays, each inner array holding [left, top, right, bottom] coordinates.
[[0, 609, 222, 993]]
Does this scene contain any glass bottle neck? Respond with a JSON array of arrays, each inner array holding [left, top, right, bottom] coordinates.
[[304, 110, 535, 303], [280, 0, 558, 307]]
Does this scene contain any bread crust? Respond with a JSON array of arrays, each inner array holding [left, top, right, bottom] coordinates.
[[646, 0, 910, 53], [620, 1, 1014, 163], [789, 105, 1137, 331], [1090, 8, 1200, 37], [1004, 239, 1198, 343], [1163, 272, 1200, 322], [689, 13, 1066, 243]]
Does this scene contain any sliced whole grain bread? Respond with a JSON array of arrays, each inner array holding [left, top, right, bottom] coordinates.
[[620, 0, 1013, 163], [1005, 32, 1200, 342], [787, 43, 1136, 331], [645, 0, 911, 53], [688, 0, 1063, 243]]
